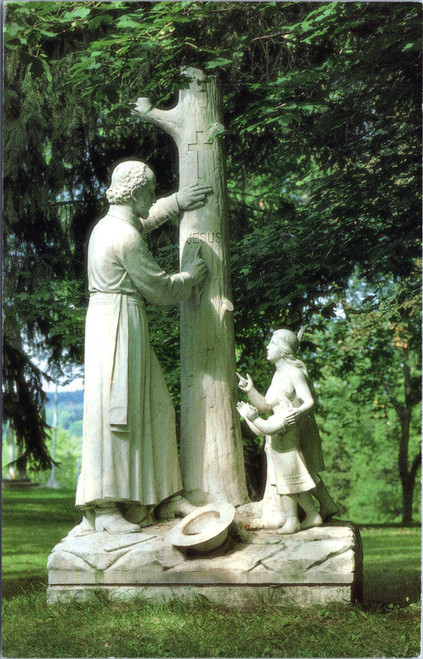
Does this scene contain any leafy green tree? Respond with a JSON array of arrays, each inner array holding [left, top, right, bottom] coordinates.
[[305, 273, 421, 523]]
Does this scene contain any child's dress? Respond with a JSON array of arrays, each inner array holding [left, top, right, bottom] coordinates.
[[264, 381, 316, 495]]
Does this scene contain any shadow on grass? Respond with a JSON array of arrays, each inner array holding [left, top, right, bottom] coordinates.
[[3, 577, 48, 599], [360, 525, 421, 605], [365, 569, 421, 604], [363, 563, 421, 605], [3, 492, 80, 525]]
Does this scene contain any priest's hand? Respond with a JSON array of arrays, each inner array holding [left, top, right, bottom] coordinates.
[[184, 246, 207, 284], [176, 185, 213, 211]]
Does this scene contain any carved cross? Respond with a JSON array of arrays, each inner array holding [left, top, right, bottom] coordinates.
[[188, 131, 213, 179]]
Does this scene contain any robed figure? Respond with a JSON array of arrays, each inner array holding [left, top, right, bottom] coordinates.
[[73, 160, 210, 534]]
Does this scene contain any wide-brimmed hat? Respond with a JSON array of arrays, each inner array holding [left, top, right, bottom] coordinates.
[[167, 502, 235, 554]]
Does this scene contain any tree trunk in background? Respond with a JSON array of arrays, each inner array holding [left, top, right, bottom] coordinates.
[[132, 68, 249, 505], [394, 360, 421, 524]]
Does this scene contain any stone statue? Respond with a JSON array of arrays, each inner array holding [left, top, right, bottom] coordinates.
[[236, 329, 339, 534], [48, 72, 363, 606], [72, 160, 212, 535]]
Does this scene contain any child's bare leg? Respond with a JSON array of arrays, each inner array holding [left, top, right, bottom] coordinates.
[[261, 484, 285, 528], [250, 484, 285, 529], [277, 494, 300, 534], [298, 492, 323, 529]]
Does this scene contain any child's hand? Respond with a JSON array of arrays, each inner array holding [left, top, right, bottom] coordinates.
[[236, 401, 259, 421], [236, 372, 254, 392]]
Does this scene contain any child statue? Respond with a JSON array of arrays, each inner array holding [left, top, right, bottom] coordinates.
[[236, 329, 338, 534]]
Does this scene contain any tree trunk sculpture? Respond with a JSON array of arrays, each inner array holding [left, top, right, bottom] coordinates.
[[132, 68, 249, 505]]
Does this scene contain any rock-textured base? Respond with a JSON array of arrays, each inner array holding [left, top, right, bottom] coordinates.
[[47, 519, 363, 607], [47, 583, 354, 607]]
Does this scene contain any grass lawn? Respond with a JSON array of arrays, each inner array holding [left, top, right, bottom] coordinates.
[[2, 489, 421, 658]]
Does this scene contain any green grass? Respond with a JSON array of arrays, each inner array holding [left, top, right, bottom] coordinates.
[[2, 489, 81, 598], [2, 490, 421, 658], [361, 525, 421, 605], [3, 592, 420, 658]]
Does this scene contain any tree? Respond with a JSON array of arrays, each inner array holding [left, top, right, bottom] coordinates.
[[3, 2, 421, 479], [305, 273, 421, 523], [133, 69, 249, 504]]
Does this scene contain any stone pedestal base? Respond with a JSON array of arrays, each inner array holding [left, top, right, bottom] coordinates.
[[47, 519, 363, 607], [47, 583, 355, 607]]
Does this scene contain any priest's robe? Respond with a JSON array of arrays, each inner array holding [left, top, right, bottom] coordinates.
[[75, 196, 194, 509]]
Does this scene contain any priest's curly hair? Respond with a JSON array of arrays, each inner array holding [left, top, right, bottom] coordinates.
[[106, 160, 149, 205]]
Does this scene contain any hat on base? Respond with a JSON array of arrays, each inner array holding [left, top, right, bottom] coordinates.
[[167, 502, 235, 555]]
